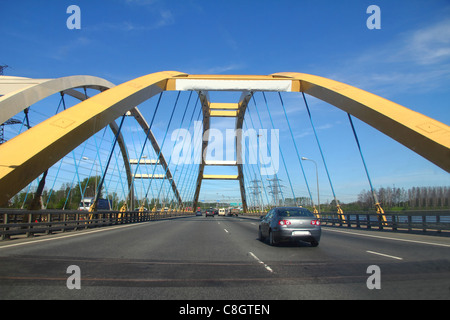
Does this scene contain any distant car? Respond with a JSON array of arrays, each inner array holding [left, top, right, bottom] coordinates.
[[258, 207, 321, 247], [227, 208, 239, 217], [196, 210, 202, 216], [218, 208, 226, 216], [205, 208, 215, 217]]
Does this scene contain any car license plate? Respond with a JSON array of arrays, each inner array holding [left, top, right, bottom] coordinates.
[[292, 231, 310, 236]]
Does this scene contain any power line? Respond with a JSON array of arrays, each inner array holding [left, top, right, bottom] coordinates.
[[0, 118, 22, 144], [0, 65, 8, 75], [267, 174, 285, 206]]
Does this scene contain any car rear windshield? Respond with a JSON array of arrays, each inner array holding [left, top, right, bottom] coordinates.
[[276, 208, 314, 218]]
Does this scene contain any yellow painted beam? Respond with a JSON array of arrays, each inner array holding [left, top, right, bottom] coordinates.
[[204, 160, 237, 166], [210, 110, 237, 117], [209, 103, 239, 110], [134, 174, 165, 179], [129, 159, 159, 165], [203, 174, 239, 180]]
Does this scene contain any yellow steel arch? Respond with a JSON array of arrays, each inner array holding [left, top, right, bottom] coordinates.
[[0, 71, 448, 207], [168, 73, 449, 172], [0, 75, 141, 207], [0, 75, 137, 209], [0, 75, 114, 124], [273, 72, 450, 173], [0, 72, 184, 206]]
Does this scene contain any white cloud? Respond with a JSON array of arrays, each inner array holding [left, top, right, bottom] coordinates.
[[407, 19, 450, 65], [52, 36, 92, 60], [186, 63, 245, 75], [91, 10, 174, 32], [295, 123, 335, 139], [87, 0, 175, 33], [322, 18, 450, 96], [124, 0, 159, 6]]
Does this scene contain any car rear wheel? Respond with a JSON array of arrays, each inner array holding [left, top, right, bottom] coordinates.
[[258, 227, 265, 241], [310, 240, 319, 247], [269, 230, 277, 246]]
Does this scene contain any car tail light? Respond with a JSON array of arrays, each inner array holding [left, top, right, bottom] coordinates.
[[311, 219, 321, 226], [278, 220, 291, 226]]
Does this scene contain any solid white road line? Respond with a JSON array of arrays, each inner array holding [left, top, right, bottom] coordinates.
[[0, 221, 153, 250], [366, 250, 403, 260], [249, 252, 273, 273], [323, 227, 450, 248]]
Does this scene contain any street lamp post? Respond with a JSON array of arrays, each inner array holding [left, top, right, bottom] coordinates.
[[301, 157, 320, 213], [82, 156, 98, 198]]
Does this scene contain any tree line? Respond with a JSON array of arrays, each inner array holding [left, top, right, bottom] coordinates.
[[356, 186, 450, 211], [7, 179, 450, 212], [9, 176, 112, 210], [269, 186, 450, 212], [8, 176, 180, 211]]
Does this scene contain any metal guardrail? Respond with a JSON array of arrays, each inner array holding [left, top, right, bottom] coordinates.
[[318, 210, 450, 233], [2, 209, 449, 240], [0, 209, 192, 240], [244, 209, 450, 234]]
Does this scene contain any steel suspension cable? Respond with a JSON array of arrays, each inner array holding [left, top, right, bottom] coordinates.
[[145, 91, 181, 206], [45, 93, 68, 208], [251, 94, 285, 203], [156, 91, 192, 208], [278, 92, 315, 210], [181, 104, 203, 207], [92, 114, 126, 211], [151, 92, 182, 207], [82, 130, 106, 201], [243, 111, 271, 208], [63, 138, 90, 209], [301, 92, 344, 218], [177, 97, 201, 206], [128, 116, 148, 204], [347, 114, 386, 220], [162, 91, 194, 208], [127, 92, 164, 209], [111, 144, 127, 209], [262, 92, 296, 204]]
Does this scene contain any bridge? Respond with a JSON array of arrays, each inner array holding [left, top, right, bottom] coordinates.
[[0, 71, 449, 300]]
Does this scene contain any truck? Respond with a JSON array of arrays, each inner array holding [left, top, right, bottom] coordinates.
[[78, 198, 112, 211]]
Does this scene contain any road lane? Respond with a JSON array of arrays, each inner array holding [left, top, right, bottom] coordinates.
[[0, 216, 272, 299], [208, 216, 450, 299], [0, 215, 449, 299]]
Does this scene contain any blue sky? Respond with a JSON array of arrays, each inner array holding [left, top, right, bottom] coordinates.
[[2, 0, 450, 205]]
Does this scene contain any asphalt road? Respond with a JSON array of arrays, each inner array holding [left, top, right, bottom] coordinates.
[[0, 215, 449, 300]]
